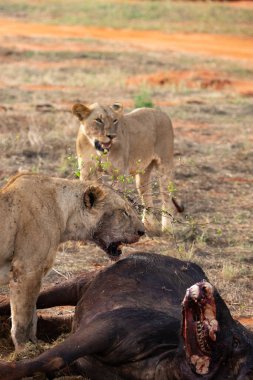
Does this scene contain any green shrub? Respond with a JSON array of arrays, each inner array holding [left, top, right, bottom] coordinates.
[[134, 89, 154, 108]]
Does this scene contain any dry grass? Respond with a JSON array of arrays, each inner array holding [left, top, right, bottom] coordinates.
[[0, 2, 252, 377], [1, 0, 253, 36]]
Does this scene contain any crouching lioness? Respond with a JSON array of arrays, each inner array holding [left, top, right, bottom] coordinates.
[[0, 173, 144, 351], [73, 102, 180, 235]]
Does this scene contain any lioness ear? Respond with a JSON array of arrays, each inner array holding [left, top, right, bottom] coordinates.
[[83, 185, 105, 209], [72, 103, 91, 121], [111, 103, 123, 114]]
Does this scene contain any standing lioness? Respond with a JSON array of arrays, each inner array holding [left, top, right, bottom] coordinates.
[[0, 173, 144, 351], [73, 102, 176, 234]]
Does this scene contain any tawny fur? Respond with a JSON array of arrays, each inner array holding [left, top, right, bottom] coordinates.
[[73, 103, 175, 234], [0, 173, 144, 351]]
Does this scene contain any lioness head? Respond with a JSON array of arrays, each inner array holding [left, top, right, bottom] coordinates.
[[72, 102, 124, 153], [66, 183, 145, 260]]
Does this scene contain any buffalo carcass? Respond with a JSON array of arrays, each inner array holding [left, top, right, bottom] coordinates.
[[0, 252, 252, 380]]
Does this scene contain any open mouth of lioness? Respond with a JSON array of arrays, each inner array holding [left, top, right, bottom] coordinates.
[[182, 281, 219, 376], [94, 139, 112, 153], [106, 241, 123, 260], [96, 240, 123, 260]]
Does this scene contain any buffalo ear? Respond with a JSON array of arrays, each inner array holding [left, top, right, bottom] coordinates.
[[111, 102, 123, 114], [83, 185, 105, 208], [72, 103, 91, 121]]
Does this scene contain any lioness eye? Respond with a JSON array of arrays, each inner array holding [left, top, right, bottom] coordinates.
[[123, 210, 129, 217], [95, 118, 103, 124], [113, 119, 118, 125]]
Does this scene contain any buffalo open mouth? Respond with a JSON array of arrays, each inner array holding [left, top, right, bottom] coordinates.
[[182, 281, 219, 376], [94, 139, 112, 153]]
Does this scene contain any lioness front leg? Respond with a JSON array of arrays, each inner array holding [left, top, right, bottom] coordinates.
[[158, 163, 175, 233], [10, 269, 43, 351], [135, 162, 161, 236], [9, 237, 57, 351]]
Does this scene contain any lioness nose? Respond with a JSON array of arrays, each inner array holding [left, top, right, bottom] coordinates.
[[137, 229, 145, 237], [107, 134, 116, 140]]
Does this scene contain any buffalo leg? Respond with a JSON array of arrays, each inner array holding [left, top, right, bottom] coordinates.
[[37, 271, 96, 309], [72, 357, 124, 380], [0, 316, 116, 380], [0, 271, 96, 316], [37, 314, 73, 341]]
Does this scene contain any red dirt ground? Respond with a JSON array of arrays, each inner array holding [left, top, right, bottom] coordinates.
[[228, 0, 253, 9], [126, 70, 253, 96], [0, 18, 253, 63], [237, 317, 253, 328], [1, 17, 252, 98]]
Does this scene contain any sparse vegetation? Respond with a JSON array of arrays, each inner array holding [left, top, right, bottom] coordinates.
[[134, 88, 154, 108], [222, 262, 242, 282], [0, 0, 252, 373], [58, 153, 79, 177], [0, 0, 252, 36]]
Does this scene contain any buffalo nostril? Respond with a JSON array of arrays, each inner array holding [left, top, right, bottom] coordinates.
[[138, 230, 145, 237]]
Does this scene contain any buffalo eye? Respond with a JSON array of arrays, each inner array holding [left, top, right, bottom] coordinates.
[[232, 336, 240, 349], [95, 118, 103, 124]]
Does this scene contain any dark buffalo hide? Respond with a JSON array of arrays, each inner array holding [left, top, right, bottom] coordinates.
[[0, 252, 252, 379]]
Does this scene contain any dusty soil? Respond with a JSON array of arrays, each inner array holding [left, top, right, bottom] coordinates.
[[127, 69, 253, 96], [228, 1, 253, 9], [0, 8, 252, 379], [1, 18, 253, 62]]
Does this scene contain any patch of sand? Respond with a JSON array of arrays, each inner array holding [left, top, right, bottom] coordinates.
[[0, 18, 253, 63]]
